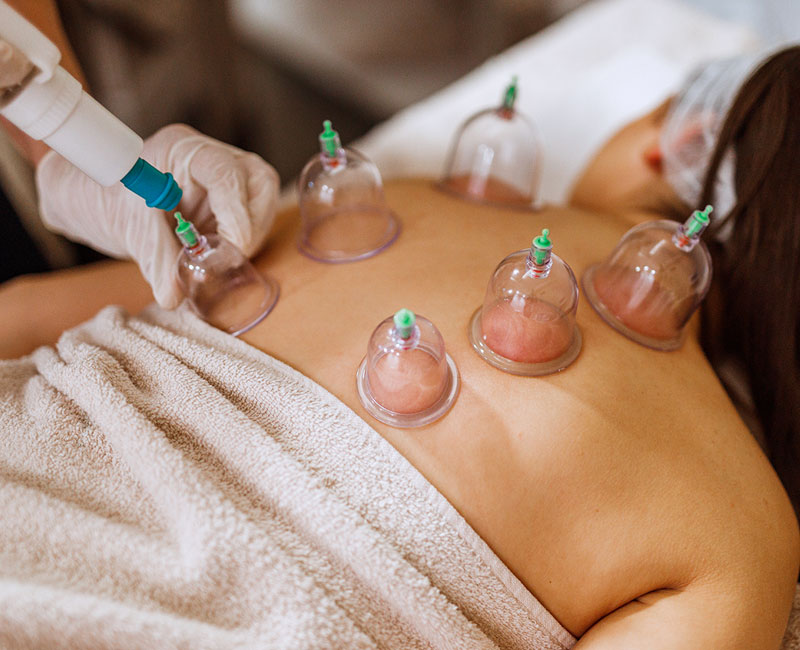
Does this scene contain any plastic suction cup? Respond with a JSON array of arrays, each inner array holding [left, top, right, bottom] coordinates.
[[582, 206, 714, 350], [357, 308, 459, 428], [298, 120, 400, 262], [174, 213, 279, 336], [469, 229, 581, 375], [439, 77, 541, 207]]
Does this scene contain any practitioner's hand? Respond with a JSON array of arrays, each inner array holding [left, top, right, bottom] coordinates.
[[35, 124, 280, 308], [0, 39, 33, 89]]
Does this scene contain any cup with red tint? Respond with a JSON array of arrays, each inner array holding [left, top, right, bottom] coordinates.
[[439, 77, 541, 208], [356, 309, 459, 428], [469, 229, 582, 375], [582, 206, 713, 350]]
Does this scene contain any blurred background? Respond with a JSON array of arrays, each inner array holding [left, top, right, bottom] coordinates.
[[55, 0, 799, 184], [1, 0, 798, 282]]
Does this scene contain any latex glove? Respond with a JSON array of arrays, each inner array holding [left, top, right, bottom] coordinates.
[[0, 38, 33, 89], [36, 124, 279, 308]]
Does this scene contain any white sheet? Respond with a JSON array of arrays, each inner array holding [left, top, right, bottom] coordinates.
[[354, 0, 759, 204]]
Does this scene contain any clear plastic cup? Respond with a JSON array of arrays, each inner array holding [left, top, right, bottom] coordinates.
[[298, 120, 400, 262], [582, 206, 714, 350], [357, 309, 459, 428], [174, 214, 278, 336], [469, 229, 581, 375], [439, 78, 541, 207]]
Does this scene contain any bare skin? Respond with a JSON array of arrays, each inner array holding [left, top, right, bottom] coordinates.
[[15, 5, 792, 640], [0, 178, 797, 646], [233, 178, 799, 647], [0, 259, 152, 359], [439, 174, 533, 206], [1, 84, 797, 644]]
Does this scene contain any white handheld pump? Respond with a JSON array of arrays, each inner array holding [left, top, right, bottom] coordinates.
[[0, 1, 182, 209]]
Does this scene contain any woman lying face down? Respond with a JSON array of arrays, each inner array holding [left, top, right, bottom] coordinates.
[[225, 48, 800, 649], [0, 47, 798, 650], [572, 45, 800, 525]]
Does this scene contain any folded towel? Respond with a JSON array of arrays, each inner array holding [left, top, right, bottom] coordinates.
[[782, 586, 800, 650], [0, 305, 575, 649]]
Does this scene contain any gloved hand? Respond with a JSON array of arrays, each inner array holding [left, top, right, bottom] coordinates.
[[35, 123, 279, 308], [0, 38, 33, 89]]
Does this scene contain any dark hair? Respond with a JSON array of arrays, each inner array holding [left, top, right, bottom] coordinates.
[[699, 46, 800, 512]]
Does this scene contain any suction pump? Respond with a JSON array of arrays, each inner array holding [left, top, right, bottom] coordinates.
[[440, 77, 542, 207], [174, 212, 279, 336], [356, 309, 459, 428], [582, 206, 714, 350], [469, 229, 581, 375], [298, 120, 400, 262]]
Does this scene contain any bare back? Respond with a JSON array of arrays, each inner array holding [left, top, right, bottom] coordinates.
[[241, 179, 798, 645]]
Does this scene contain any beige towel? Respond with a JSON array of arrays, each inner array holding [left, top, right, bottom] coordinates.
[[782, 588, 800, 650], [0, 305, 575, 649]]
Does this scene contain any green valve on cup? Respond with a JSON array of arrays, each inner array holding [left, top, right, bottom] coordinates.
[[503, 75, 518, 110], [686, 204, 713, 238], [319, 119, 341, 158], [532, 228, 552, 265], [393, 308, 416, 339], [173, 211, 198, 247]]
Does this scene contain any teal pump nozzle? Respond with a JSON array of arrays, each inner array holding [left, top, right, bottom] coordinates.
[[121, 158, 183, 210], [502, 76, 518, 110], [393, 308, 416, 340], [174, 211, 199, 248], [319, 119, 341, 158]]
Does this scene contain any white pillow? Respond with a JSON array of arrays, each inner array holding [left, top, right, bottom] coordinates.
[[354, 0, 758, 204]]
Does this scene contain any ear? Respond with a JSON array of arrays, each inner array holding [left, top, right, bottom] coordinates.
[[643, 140, 663, 173]]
